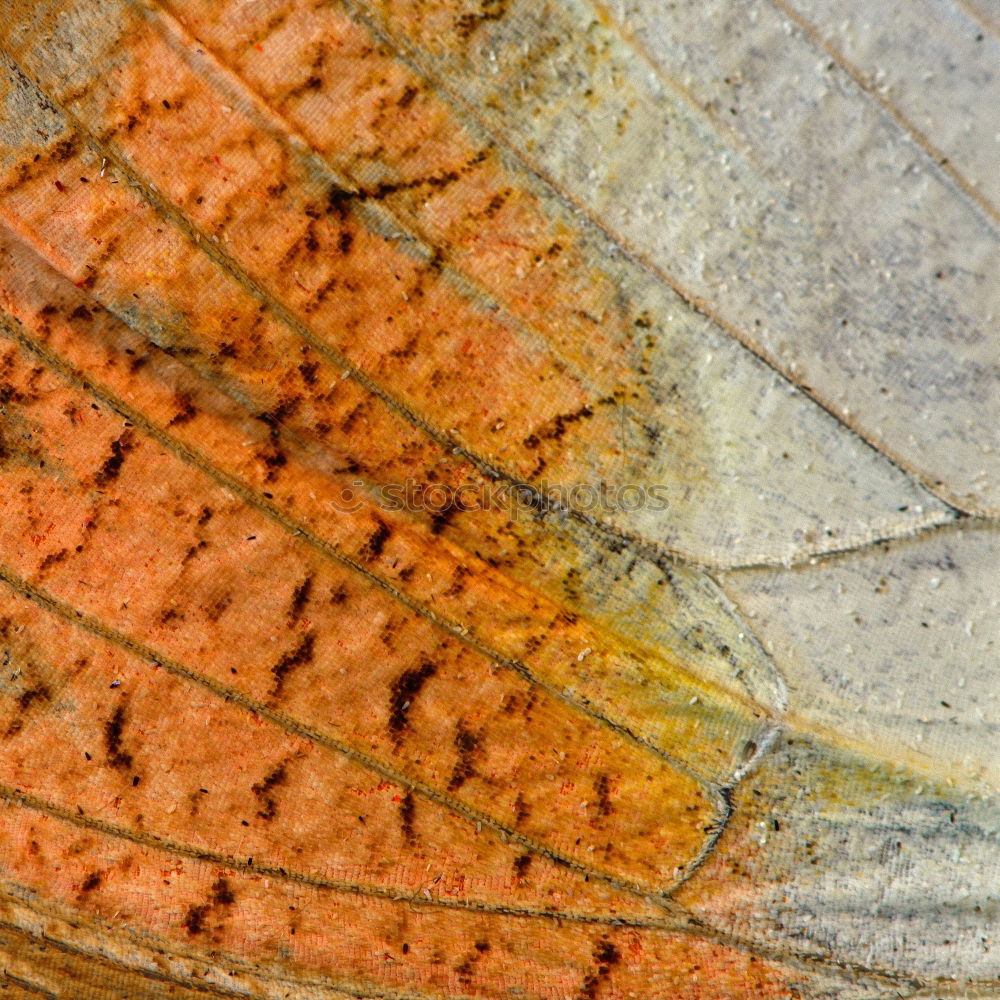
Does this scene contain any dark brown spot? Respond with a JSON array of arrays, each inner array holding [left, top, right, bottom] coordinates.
[[79, 871, 102, 893], [399, 788, 416, 843], [269, 633, 315, 698], [167, 394, 197, 426], [16, 685, 50, 713], [104, 705, 133, 770], [594, 774, 614, 817], [252, 763, 288, 821], [594, 939, 621, 968], [512, 853, 532, 879], [38, 548, 69, 574], [326, 184, 353, 218], [181, 904, 209, 936], [388, 660, 437, 744], [513, 792, 531, 824], [455, 0, 508, 37], [298, 360, 319, 386], [287, 574, 313, 623], [94, 431, 134, 488], [360, 518, 391, 561], [52, 137, 77, 162], [429, 500, 459, 535], [523, 403, 595, 448], [211, 877, 235, 906], [448, 720, 481, 792]]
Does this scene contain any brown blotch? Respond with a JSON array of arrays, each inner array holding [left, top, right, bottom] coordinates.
[[6, 684, 51, 737], [269, 633, 315, 698], [523, 403, 595, 448], [399, 789, 416, 843], [287, 574, 313, 624], [79, 871, 102, 893], [512, 853, 532, 880], [429, 499, 460, 535], [448, 720, 481, 792], [513, 792, 531, 825], [326, 183, 353, 219], [578, 938, 622, 999], [181, 903, 209, 936], [181, 540, 209, 565], [51, 137, 77, 162], [104, 704, 133, 770], [360, 518, 391, 561], [252, 762, 287, 821], [255, 396, 300, 441], [455, 0, 509, 37], [93, 431, 134, 488], [212, 878, 235, 906], [167, 394, 197, 426], [443, 564, 472, 598], [388, 660, 436, 744], [16, 685, 50, 713], [38, 547, 69, 574], [397, 84, 419, 108], [204, 593, 232, 623], [594, 774, 614, 817], [297, 360, 319, 386]]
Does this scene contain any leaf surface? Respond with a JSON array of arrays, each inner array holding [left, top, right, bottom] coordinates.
[[0, 1, 995, 998]]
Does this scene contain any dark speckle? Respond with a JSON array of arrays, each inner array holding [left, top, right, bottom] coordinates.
[[388, 660, 436, 744], [360, 518, 391, 561], [167, 394, 197, 427], [399, 788, 416, 843], [513, 853, 532, 879], [182, 904, 209, 936], [594, 939, 620, 968], [326, 184, 353, 218], [448, 720, 480, 792], [16, 685, 50, 713], [287, 574, 313, 623], [104, 704, 133, 770], [94, 431, 135, 488], [269, 632, 315, 698], [252, 763, 288, 821], [212, 877, 236, 906], [594, 774, 614, 817], [79, 871, 102, 893], [513, 792, 531, 824]]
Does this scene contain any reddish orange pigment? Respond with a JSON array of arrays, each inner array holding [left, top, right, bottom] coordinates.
[[0, 2, 808, 997]]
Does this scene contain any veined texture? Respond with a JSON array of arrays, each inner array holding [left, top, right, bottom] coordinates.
[[0, 1, 995, 998]]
